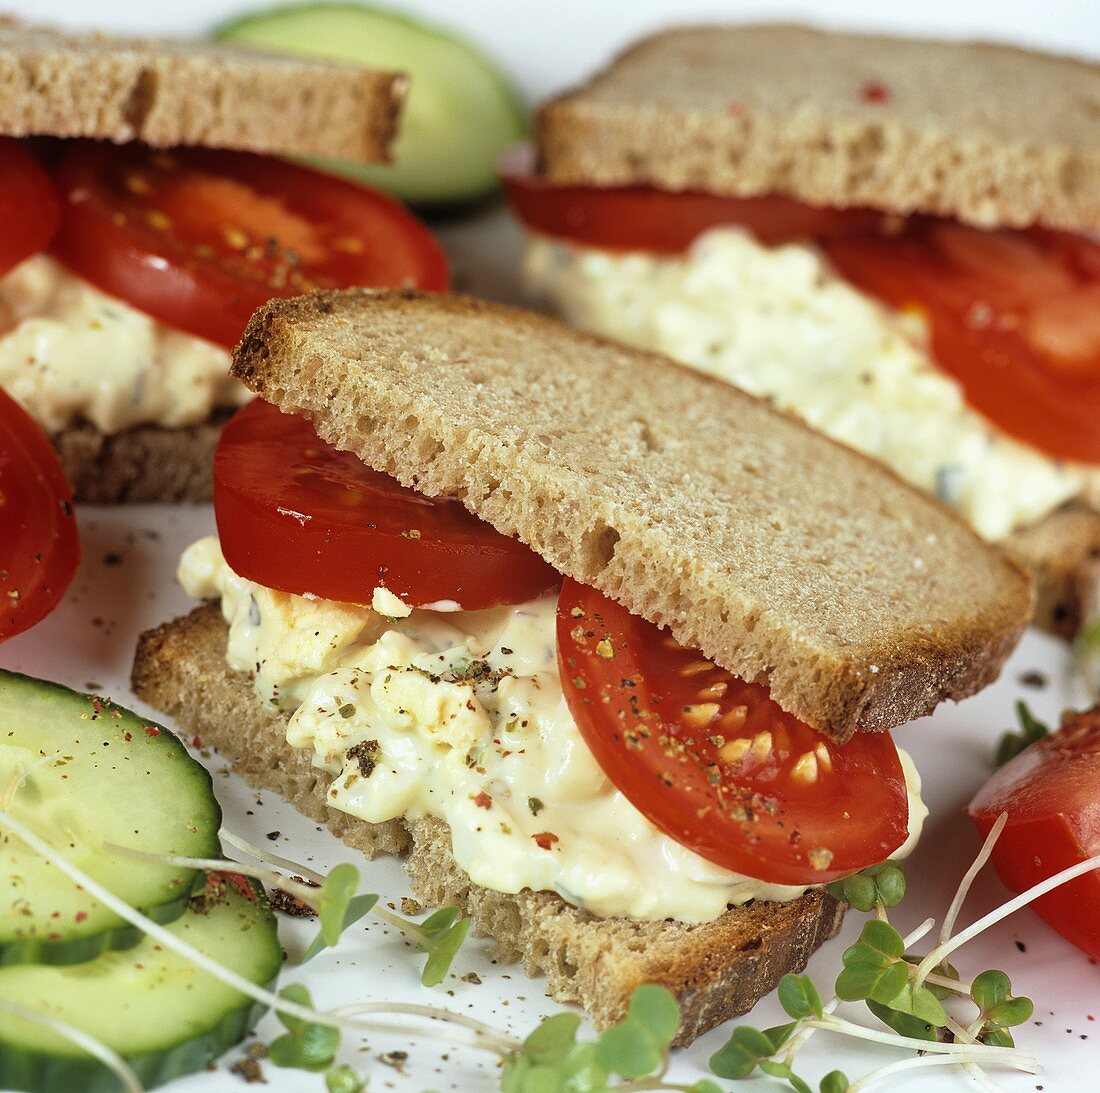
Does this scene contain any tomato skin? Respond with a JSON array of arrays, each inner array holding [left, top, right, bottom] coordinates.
[[824, 222, 1100, 465], [503, 153, 885, 254], [50, 142, 449, 347], [0, 389, 80, 641], [0, 138, 61, 278], [969, 708, 1100, 959], [556, 578, 909, 886], [214, 399, 560, 610]]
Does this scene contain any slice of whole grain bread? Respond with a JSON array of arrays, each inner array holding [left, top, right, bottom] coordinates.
[[52, 412, 233, 503], [231, 288, 1032, 743], [131, 604, 845, 1045], [0, 20, 403, 161], [535, 24, 1100, 232]]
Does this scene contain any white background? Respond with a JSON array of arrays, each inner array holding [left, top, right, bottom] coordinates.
[[2, 2, 1100, 1092]]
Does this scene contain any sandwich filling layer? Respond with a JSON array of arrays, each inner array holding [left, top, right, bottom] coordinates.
[[0, 255, 248, 435], [180, 536, 927, 925], [525, 230, 1100, 542]]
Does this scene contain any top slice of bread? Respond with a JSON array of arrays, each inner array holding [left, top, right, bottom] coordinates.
[[0, 20, 403, 160], [232, 288, 1032, 743], [535, 24, 1100, 232]]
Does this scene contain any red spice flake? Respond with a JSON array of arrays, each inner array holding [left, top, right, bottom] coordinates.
[[191, 735, 203, 748], [143, 726, 160, 737], [75, 911, 87, 922], [212, 871, 257, 901], [727, 101, 745, 116], [90, 697, 104, 715], [123, 731, 132, 742], [533, 832, 559, 851], [473, 791, 493, 810], [860, 81, 890, 103]]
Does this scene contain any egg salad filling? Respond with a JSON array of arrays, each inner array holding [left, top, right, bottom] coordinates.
[[0, 255, 249, 435], [180, 536, 928, 925], [525, 230, 1100, 542]]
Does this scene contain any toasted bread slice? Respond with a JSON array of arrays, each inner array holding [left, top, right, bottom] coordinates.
[[1008, 504, 1100, 640], [131, 604, 845, 1046], [0, 20, 403, 161], [535, 24, 1100, 232], [51, 413, 232, 503], [231, 288, 1032, 742]]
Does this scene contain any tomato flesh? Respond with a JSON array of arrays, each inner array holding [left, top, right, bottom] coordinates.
[[0, 389, 80, 641], [214, 399, 560, 610], [0, 138, 61, 278], [50, 142, 449, 347], [556, 578, 909, 886], [824, 222, 1100, 464], [507, 155, 1100, 465], [503, 152, 885, 254], [969, 708, 1100, 959]]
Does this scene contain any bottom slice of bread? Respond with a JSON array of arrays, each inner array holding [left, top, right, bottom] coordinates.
[[132, 604, 845, 1046], [52, 411, 232, 503]]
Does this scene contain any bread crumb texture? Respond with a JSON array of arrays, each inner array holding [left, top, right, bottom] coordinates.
[[535, 24, 1100, 232], [0, 20, 403, 160], [232, 289, 1033, 741]]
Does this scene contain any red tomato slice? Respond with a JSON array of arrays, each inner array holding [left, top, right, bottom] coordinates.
[[557, 578, 909, 886], [50, 142, 449, 348], [0, 138, 61, 278], [214, 399, 560, 610], [969, 708, 1100, 959], [823, 221, 1100, 465], [502, 150, 886, 253], [0, 389, 80, 641]]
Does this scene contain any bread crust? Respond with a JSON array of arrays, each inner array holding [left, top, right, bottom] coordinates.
[[230, 288, 1032, 742], [535, 24, 1100, 232], [51, 412, 231, 503], [0, 20, 403, 161], [132, 604, 846, 1045]]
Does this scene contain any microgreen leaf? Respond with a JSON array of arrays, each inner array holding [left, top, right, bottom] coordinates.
[[626, 983, 681, 1044], [982, 1026, 1016, 1049], [689, 1082, 724, 1093], [827, 862, 906, 912], [320, 863, 361, 945], [762, 1022, 798, 1051], [835, 954, 908, 1005], [779, 974, 824, 1020], [971, 969, 1011, 1011], [759, 1059, 813, 1093], [303, 891, 378, 963], [926, 960, 960, 1001], [882, 980, 948, 1027], [865, 999, 939, 1041], [819, 1071, 849, 1093], [710, 1025, 776, 1079], [325, 1064, 367, 1093], [989, 996, 1034, 1028], [502, 1038, 608, 1092], [595, 985, 679, 1078], [522, 1013, 582, 1064], [269, 985, 339, 1072], [415, 907, 471, 987], [845, 920, 905, 965], [995, 701, 1049, 767]]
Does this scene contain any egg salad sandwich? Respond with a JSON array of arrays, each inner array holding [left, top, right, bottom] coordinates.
[[133, 288, 1031, 1043], [0, 19, 445, 502], [507, 24, 1100, 638]]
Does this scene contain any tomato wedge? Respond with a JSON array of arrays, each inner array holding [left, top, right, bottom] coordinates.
[[557, 579, 908, 886], [214, 399, 560, 610], [502, 149, 886, 253], [0, 138, 61, 278], [969, 708, 1100, 959], [824, 221, 1100, 465], [0, 389, 80, 641], [50, 142, 449, 348]]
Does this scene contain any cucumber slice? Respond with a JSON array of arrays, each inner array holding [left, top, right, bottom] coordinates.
[[215, 2, 528, 205], [0, 876, 282, 1092], [0, 671, 221, 965]]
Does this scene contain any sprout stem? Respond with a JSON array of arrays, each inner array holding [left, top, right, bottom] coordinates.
[[846, 1050, 1038, 1093], [219, 827, 327, 886], [938, 812, 1007, 950], [916, 851, 1100, 987]]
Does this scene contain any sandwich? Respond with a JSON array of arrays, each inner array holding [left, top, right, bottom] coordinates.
[[506, 24, 1100, 638], [132, 288, 1031, 1043], [0, 19, 446, 503]]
